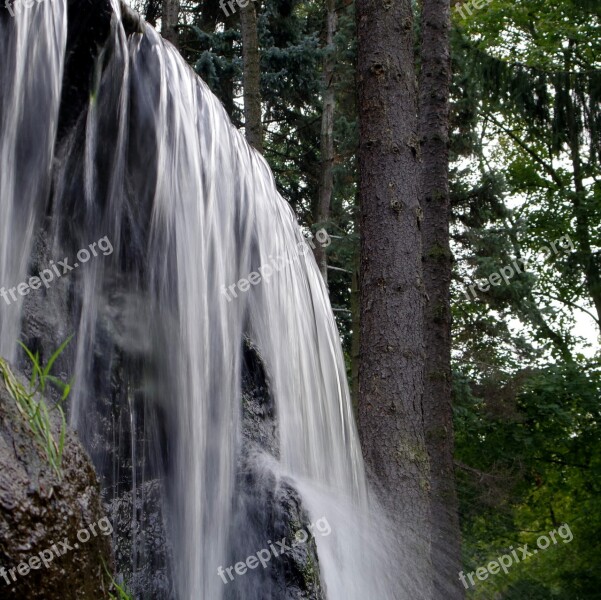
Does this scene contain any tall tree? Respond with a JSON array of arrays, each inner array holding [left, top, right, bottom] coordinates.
[[240, 2, 263, 152], [161, 0, 179, 47], [356, 0, 433, 594], [313, 0, 338, 284], [419, 0, 463, 598]]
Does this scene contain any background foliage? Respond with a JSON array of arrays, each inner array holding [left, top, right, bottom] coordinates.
[[134, 0, 601, 596]]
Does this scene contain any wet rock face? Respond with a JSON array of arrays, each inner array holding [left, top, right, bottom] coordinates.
[[225, 342, 326, 600], [104, 342, 326, 600], [0, 362, 112, 599], [228, 470, 327, 600], [106, 480, 173, 600]]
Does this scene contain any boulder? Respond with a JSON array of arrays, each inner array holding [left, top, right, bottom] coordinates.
[[0, 360, 112, 599]]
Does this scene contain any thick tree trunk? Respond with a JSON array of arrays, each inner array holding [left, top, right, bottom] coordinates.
[[356, 0, 433, 595], [161, 0, 180, 48], [314, 0, 337, 284], [418, 0, 463, 598], [351, 261, 360, 415], [240, 2, 263, 152]]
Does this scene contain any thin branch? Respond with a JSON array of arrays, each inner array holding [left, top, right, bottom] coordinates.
[[541, 293, 600, 325], [327, 266, 352, 274], [486, 115, 565, 188]]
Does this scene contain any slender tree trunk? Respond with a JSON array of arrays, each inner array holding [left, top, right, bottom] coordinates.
[[240, 2, 263, 152], [418, 0, 463, 598], [314, 0, 337, 284], [356, 0, 433, 595], [161, 0, 180, 47], [564, 45, 601, 327]]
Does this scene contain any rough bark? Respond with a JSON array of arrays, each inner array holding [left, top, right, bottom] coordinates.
[[314, 0, 338, 284], [356, 0, 433, 595], [161, 0, 180, 48], [240, 2, 263, 152], [418, 0, 463, 598], [350, 262, 360, 415]]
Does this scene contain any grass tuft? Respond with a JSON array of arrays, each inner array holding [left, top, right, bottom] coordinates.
[[102, 560, 134, 600], [0, 336, 73, 480]]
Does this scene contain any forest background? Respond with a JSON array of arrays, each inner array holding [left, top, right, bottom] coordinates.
[[129, 0, 601, 597]]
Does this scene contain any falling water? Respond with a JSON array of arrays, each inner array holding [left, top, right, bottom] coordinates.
[[0, 2, 417, 599], [0, 0, 66, 360]]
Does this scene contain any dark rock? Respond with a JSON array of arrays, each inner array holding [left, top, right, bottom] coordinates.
[[105, 480, 173, 600], [0, 360, 112, 599], [101, 340, 326, 600], [225, 342, 326, 600]]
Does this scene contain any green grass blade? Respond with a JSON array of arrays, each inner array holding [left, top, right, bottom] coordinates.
[[42, 334, 73, 380], [17, 341, 44, 390]]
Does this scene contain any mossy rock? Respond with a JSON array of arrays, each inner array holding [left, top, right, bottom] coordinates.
[[0, 360, 112, 599]]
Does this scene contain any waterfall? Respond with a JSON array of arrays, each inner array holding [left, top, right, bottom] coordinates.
[[0, 0, 66, 359], [0, 2, 410, 598]]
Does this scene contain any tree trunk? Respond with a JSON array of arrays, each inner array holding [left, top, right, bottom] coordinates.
[[356, 0, 433, 595], [351, 260, 360, 415], [418, 0, 463, 598], [564, 45, 601, 328], [240, 2, 263, 152], [314, 0, 337, 284], [161, 0, 180, 47]]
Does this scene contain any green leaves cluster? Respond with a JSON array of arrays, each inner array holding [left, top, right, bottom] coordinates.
[[139, 1, 600, 594], [451, 0, 601, 596]]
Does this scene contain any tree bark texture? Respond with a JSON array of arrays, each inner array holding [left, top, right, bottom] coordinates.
[[419, 0, 463, 598], [161, 0, 180, 47], [356, 0, 433, 595], [241, 2, 263, 152]]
